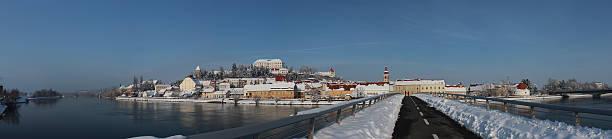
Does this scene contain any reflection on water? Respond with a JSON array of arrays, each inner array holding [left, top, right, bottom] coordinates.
[[1, 108, 20, 125], [0, 97, 318, 139], [31, 99, 60, 107]]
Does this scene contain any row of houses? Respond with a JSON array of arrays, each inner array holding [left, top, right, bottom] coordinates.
[[468, 82, 531, 96], [120, 59, 535, 99]]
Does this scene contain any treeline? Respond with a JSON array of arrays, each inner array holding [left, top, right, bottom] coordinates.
[[544, 78, 608, 92], [0, 89, 21, 103], [193, 63, 273, 80], [192, 63, 329, 80], [32, 89, 62, 97]]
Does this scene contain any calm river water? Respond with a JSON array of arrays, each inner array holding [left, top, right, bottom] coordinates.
[[0, 97, 318, 139]]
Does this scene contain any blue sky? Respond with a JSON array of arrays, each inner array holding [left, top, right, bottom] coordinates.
[[1, 0, 611, 92]]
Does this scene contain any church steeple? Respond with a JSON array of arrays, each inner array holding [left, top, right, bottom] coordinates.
[[383, 65, 390, 82], [194, 66, 202, 79]]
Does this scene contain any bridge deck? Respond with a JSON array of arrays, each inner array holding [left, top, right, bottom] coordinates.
[[392, 96, 480, 139]]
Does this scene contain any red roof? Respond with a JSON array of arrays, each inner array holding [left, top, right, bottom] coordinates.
[[329, 67, 334, 72], [445, 85, 465, 87], [275, 75, 286, 81], [356, 82, 389, 86], [326, 83, 356, 90], [517, 82, 528, 89]]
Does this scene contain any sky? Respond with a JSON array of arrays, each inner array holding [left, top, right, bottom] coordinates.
[[1, 0, 611, 92]]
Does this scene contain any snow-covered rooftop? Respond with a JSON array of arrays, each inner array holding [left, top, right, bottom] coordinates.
[[254, 59, 282, 63], [395, 79, 445, 85]]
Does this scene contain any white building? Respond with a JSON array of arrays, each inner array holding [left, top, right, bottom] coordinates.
[[316, 67, 336, 77], [594, 82, 604, 89], [253, 59, 283, 69], [270, 68, 289, 75], [218, 82, 230, 91], [223, 77, 267, 88], [179, 77, 210, 92], [444, 85, 467, 95], [356, 84, 391, 96]]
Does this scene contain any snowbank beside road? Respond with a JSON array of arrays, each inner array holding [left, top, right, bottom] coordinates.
[[414, 94, 612, 139], [313, 94, 403, 139]]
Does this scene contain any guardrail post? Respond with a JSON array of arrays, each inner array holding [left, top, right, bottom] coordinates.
[[504, 102, 509, 112], [530, 106, 535, 119], [575, 112, 580, 126], [486, 99, 490, 110], [352, 104, 356, 116], [308, 118, 315, 139], [362, 101, 366, 109], [336, 109, 342, 124]]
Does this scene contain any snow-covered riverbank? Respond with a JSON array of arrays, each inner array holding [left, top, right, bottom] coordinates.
[[115, 97, 341, 105], [415, 94, 612, 139], [313, 94, 403, 139]]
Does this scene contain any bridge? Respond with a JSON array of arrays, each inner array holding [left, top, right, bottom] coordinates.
[[548, 89, 612, 98], [180, 92, 612, 139]]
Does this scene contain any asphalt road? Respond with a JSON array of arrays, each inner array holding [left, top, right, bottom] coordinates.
[[392, 96, 480, 139]]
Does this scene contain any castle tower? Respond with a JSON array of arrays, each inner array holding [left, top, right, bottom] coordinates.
[[383, 65, 390, 82]]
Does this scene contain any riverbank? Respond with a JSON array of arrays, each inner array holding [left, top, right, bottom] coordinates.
[[115, 97, 343, 105]]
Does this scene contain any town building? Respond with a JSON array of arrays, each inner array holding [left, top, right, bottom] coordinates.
[[356, 82, 391, 96], [118, 84, 134, 94], [218, 82, 230, 91], [468, 84, 489, 96], [444, 84, 467, 95], [512, 82, 530, 96], [316, 67, 336, 77], [394, 79, 446, 96], [211, 88, 244, 98], [322, 83, 357, 99], [270, 68, 289, 75], [223, 77, 269, 88], [154, 84, 171, 92], [244, 83, 298, 99], [200, 88, 216, 98], [253, 59, 283, 69], [179, 77, 211, 92], [594, 82, 604, 89]]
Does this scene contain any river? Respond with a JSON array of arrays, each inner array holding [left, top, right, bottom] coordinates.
[[0, 97, 318, 139]]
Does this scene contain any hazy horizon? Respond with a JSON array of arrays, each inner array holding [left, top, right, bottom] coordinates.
[[2, 0, 611, 92]]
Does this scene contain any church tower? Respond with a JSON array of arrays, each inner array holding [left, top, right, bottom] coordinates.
[[194, 66, 201, 79], [383, 65, 390, 82]]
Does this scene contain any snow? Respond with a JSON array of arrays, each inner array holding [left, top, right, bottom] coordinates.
[[296, 95, 384, 115], [313, 94, 403, 139], [414, 94, 612, 139], [127, 135, 185, 139], [395, 79, 445, 85]]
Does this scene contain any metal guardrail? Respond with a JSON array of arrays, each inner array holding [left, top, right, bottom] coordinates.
[[189, 93, 400, 139], [432, 92, 612, 126]]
